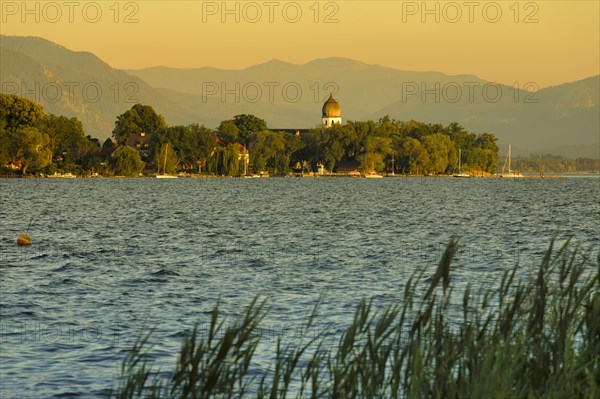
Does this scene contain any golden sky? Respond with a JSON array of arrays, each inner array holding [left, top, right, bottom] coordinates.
[[1, 0, 598, 87]]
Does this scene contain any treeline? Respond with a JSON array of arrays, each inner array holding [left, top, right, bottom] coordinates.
[[2, 95, 504, 176], [108, 104, 501, 176], [299, 119, 498, 175], [0, 94, 101, 175], [513, 154, 600, 174]]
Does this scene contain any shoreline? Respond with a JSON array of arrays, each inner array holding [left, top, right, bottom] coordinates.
[[1, 172, 599, 179]]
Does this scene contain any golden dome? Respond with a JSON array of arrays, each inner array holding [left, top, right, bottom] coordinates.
[[322, 94, 341, 117]]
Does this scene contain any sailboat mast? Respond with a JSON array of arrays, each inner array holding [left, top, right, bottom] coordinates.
[[163, 144, 168, 174], [508, 144, 511, 172]]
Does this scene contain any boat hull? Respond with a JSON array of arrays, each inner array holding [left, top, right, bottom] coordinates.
[[499, 173, 524, 178]]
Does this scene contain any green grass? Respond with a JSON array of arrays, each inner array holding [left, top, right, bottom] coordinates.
[[112, 239, 599, 398]]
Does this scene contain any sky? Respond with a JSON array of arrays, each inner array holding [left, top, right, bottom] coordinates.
[[1, 0, 599, 88]]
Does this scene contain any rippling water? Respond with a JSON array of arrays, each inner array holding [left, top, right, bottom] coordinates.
[[1, 177, 599, 398]]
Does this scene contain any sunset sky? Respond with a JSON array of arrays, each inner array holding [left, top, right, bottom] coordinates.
[[1, 1, 598, 88]]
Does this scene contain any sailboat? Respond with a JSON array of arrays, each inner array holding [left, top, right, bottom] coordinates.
[[499, 145, 524, 178], [156, 143, 178, 179], [453, 148, 470, 178]]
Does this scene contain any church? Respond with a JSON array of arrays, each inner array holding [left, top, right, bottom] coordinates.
[[276, 94, 355, 175], [273, 93, 342, 136], [322, 93, 342, 127]]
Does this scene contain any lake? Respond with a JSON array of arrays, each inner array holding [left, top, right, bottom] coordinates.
[[1, 176, 598, 398]]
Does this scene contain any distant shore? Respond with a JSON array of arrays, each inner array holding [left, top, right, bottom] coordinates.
[[2, 172, 599, 179]]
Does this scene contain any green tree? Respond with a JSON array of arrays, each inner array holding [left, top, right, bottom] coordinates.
[[286, 132, 305, 171], [298, 129, 325, 170], [87, 135, 100, 147], [216, 120, 240, 145], [249, 131, 289, 175], [422, 133, 455, 174], [0, 94, 44, 131], [156, 143, 179, 174], [190, 124, 217, 173], [76, 138, 101, 173], [474, 133, 498, 173], [111, 146, 145, 176], [334, 124, 360, 159], [150, 126, 192, 171], [112, 104, 166, 145], [358, 136, 393, 173], [103, 138, 116, 148], [226, 143, 243, 176], [0, 120, 11, 167], [12, 127, 52, 174], [233, 114, 267, 146], [399, 137, 428, 175], [39, 114, 87, 162]]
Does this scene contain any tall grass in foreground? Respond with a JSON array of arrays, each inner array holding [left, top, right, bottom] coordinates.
[[113, 239, 599, 398]]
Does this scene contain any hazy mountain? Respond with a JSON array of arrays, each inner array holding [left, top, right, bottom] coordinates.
[[0, 35, 195, 139], [130, 59, 599, 157], [1, 35, 598, 157]]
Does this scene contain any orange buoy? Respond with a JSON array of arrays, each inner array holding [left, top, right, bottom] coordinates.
[[17, 234, 32, 246]]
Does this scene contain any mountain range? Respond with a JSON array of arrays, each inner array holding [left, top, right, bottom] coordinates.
[[1, 35, 598, 157]]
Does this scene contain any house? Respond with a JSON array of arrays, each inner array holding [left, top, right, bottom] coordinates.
[[334, 159, 361, 176], [126, 132, 151, 158], [5, 161, 22, 170], [235, 142, 250, 175]]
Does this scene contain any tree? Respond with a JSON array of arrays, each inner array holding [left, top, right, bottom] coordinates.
[[103, 138, 116, 148], [112, 104, 166, 145], [39, 114, 87, 162], [0, 120, 11, 167], [111, 146, 145, 176], [233, 114, 267, 146], [190, 124, 217, 173], [359, 136, 393, 173], [334, 124, 360, 159], [222, 143, 241, 176], [87, 135, 100, 147], [298, 129, 325, 170], [156, 143, 179, 174], [422, 133, 455, 174], [12, 127, 52, 174], [0, 94, 44, 131], [285, 132, 305, 171], [249, 131, 289, 174], [399, 137, 428, 175], [217, 120, 240, 145], [474, 133, 499, 173], [76, 138, 101, 173]]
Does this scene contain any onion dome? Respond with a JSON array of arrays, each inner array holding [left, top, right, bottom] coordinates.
[[322, 94, 341, 118]]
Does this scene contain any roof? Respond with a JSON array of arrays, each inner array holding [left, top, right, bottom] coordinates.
[[335, 159, 361, 173], [269, 128, 310, 135], [322, 94, 341, 118], [126, 132, 151, 148]]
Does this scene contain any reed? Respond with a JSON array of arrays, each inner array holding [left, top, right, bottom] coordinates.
[[112, 239, 599, 398]]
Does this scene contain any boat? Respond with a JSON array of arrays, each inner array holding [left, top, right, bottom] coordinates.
[[499, 145, 524, 178], [364, 172, 384, 178], [47, 172, 76, 178], [155, 143, 178, 179], [453, 149, 470, 178]]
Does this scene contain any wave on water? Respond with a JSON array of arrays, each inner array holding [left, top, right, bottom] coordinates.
[[150, 268, 180, 277]]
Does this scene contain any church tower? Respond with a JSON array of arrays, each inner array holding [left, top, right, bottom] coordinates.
[[322, 93, 342, 127]]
